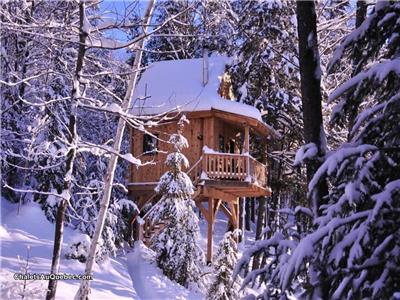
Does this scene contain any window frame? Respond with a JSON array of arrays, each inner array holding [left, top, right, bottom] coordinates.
[[143, 133, 159, 155]]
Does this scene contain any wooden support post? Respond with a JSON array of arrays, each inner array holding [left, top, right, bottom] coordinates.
[[196, 201, 210, 222], [244, 125, 250, 178], [220, 202, 233, 221], [244, 125, 250, 153], [207, 197, 214, 263], [213, 199, 222, 219], [228, 200, 239, 230], [234, 200, 242, 242]]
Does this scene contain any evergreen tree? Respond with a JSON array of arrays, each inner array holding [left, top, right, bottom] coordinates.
[[237, 2, 400, 299], [143, 0, 234, 62], [228, 0, 305, 232], [288, 2, 400, 298], [150, 116, 205, 290], [206, 230, 241, 300], [144, 0, 200, 62]]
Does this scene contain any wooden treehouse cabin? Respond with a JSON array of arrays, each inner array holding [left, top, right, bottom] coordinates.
[[129, 56, 274, 262]]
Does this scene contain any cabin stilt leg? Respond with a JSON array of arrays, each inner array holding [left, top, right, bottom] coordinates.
[[207, 197, 214, 263]]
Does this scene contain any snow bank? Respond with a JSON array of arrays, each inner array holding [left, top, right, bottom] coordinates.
[[127, 241, 203, 300], [131, 56, 263, 121], [0, 200, 138, 300]]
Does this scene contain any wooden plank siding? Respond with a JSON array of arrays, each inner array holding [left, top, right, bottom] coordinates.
[[128, 113, 271, 199]]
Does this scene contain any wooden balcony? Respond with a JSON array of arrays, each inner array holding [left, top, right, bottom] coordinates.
[[188, 151, 269, 198]]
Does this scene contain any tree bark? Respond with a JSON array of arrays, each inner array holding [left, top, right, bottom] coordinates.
[[46, 200, 68, 300], [252, 197, 266, 271], [46, 3, 88, 299], [250, 198, 255, 223], [255, 197, 266, 240], [296, 1, 328, 215], [245, 198, 251, 230], [75, 1, 156, 299]]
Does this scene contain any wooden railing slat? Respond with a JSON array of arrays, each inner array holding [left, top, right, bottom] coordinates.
[[200, 152, 266, 186]]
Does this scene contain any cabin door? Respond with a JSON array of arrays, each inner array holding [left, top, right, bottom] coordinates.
[[229, 140, 235, 154]]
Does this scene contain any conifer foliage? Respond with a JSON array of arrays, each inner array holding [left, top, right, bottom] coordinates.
[[236, 2, 400, 299], [207, 230, 241, 300], [150, 116, 205, 290], [295, 3, 400, 298]]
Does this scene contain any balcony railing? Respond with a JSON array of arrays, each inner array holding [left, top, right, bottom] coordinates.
[[188, 150, 267, 187]]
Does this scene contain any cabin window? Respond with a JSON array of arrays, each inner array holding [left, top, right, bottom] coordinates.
[[218, 135, 225, 152], [143, 134, 158, 155]]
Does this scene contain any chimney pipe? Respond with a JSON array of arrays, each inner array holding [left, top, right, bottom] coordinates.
[[202, 47, 209, 86]]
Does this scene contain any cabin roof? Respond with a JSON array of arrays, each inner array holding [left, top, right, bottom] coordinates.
[[131, 56, 259, 118]]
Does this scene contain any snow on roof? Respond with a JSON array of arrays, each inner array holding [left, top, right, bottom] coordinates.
[[131, 56, 263, 121]]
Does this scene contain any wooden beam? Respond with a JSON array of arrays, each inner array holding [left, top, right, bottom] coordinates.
[[228, 200, 238, 229], [220, 202, 234, 224], [244, 125, 250, 153], [234, 202, 240, 229], [213, 199, 222, 219], [203, 187, 236, 202], [196, 201, 210, 223]]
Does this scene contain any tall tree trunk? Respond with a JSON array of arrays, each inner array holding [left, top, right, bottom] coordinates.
[[75, 1, 156, 299], [46, 2, 88, 300], [255, 197, 266, 240], [245, 198, 251, 230], [250, 198, 255, 223], [296, 1, 328, 216], [252, 197, 266, 271], [296, 1, 329, 298]]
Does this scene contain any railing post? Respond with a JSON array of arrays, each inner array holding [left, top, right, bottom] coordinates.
[[244, 126, 250, 180], [202, 152, 207, 178]]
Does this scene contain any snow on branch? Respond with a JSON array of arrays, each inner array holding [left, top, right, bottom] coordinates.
[[77, 141, 146, 166], [279, 210, 370, 290], [3, 184, 70, 202], [329, 58, 400, 102], [293, 142, 318, 166], [308, 144, 377, 196]]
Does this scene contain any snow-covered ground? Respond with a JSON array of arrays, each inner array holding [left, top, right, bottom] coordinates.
[[0, 200, 138, 300], [127, 242, 203, 300], [0, 199, 256, 299]]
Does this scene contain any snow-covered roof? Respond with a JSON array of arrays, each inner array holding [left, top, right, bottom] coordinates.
[[131, 56, 263, 121]]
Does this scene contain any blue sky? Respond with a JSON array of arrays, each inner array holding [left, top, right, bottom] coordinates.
[[98, 1, 150, 60]]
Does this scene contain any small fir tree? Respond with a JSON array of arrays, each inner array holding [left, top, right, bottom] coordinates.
[[150, 116, 205, 289], [207, 230, 241, 300]]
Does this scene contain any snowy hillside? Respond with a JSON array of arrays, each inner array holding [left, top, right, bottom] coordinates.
[[127, 242, 203, 300], [0, 200, 137, 299], [1, 200, 253, 300]]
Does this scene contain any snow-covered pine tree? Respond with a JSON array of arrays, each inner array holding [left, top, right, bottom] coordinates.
[[142, 0, 235, 63], [143, 0, 200, 62], [150, 116, 205, 290], [206, 230, 241, 300], [234, 207, 306, 299], [277, 2, 400, 299], [227, 0, 305, 237]]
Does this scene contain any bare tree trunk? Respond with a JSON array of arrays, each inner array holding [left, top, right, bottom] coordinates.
[[296, 1, 328, 216], [46, 2, 88, 300], [245, 198, 251, 230], [238, 197, 244, 242], [296, 1, 328, 298], [252, 197, 266, 271], [75, 1, 156, 299], [46, 200, 68, 299], [250, 198, 255, 223]]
